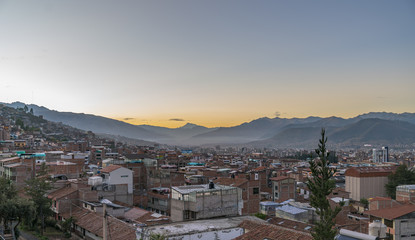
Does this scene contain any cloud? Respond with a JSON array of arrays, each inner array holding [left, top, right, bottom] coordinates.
[[169, 118, 185, 122], [123, 118, 135, 121], [274, 111, 281, 117]]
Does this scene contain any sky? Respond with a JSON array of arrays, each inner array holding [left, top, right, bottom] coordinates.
[[0, 0, 414, 128]]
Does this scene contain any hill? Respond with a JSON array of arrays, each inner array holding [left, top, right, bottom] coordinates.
[[251, 118, 415, 149], [3, 102, 415, 148]]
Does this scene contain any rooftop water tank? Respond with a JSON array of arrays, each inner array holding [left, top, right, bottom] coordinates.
[[369, 220, 387, 238], [88, 176, 103, 186]]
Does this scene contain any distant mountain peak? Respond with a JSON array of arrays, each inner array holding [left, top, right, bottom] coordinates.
[[179, 123, 204, 129]]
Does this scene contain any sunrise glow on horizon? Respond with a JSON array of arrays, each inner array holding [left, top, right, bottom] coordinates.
[[1, 0, 414, 128]]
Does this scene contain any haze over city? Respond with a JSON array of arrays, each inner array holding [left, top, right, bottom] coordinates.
[[3, 2, 415, 240], [1, 0, 414, 128]]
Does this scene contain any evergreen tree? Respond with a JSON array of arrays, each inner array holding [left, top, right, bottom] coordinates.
[[306, 129, 342, 240]]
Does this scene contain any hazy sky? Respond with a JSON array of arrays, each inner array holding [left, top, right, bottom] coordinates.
[[1, 1, 414, 128]]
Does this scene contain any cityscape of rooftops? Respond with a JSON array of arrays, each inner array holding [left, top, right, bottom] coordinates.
[[0, 1, 414, 240]]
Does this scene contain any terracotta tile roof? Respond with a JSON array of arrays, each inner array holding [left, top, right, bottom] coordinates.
[[369, 197, 392, 202], [345, 166, 396, 178], [0, 157, 20, 163], [270, 176, 291, 181], [124, 207, 171, 226], [100, 165, 122, 173], [48, 187, 78, 200], [235, 220, 312, 240], [252, 166, 267, 172], [238, 219, 267, 231], [267, 217, 313, 233], [365, 204, 415, 220], [213, 177, 248, 187], [124, 207, 150, 220], [68, 206, 136, 240]]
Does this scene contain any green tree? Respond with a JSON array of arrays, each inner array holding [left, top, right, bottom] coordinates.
[[0, 198, 35, 237], [254, 212, 267, 220], [0, 177, 35, 238], [306, 129, 342, 240], [385, 165, 415, 199], [360, 198, 369, 208], [0, 177, 17, 201], [25, 163, 52, 235], [149, 233, 166, 240], [24, 105, 29, 112], [15, 118, 25, 130], [0, 178, 17, 232], [30, 108, 34, 115], [61, 217, 75, 237]]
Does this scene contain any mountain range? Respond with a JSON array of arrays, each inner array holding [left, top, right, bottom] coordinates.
[[3, 102, 415, 148]]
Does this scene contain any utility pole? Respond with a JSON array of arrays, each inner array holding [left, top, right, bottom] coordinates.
[[103, 203, 108, 240]]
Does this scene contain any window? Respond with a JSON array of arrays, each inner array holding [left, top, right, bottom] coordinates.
[[255, 173, 259, 180], [275, 185, 278, 191], [384, 219, 393, 228], [253, 188, 259, 194], [184, 210, 196, 220]]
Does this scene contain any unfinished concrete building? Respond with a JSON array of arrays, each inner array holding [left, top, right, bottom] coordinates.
[[170, 182, 242, 222]]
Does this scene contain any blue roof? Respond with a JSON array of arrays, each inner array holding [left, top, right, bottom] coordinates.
[[188, 162, 205, 166], [260, 201, 281, 206], [276, 205, 307, 215]]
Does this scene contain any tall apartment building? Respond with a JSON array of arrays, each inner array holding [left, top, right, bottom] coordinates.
[[372, 146, 389, 163], [345, 166, 396, 201]]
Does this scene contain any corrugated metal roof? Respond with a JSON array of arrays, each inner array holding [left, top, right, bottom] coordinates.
[[277, 205, 307, 215]]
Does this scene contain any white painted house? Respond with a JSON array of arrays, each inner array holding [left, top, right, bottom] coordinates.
[[100, 165, 133, 194]]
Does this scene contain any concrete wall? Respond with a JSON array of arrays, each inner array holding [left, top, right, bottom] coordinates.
[[170, 189, 242, 222], [98, 184, 133, 206], [194, 191, 240, 220], [346, 176, 389, 201], [394, 218, 415, 240], [107, 167, 133, 193], [171, 198, 185, 222]]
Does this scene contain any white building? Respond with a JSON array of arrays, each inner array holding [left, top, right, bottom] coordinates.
[[100, 165, 133, 194]]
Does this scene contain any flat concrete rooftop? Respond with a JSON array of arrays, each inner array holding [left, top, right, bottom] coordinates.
[[146, 216, 266, 237]]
